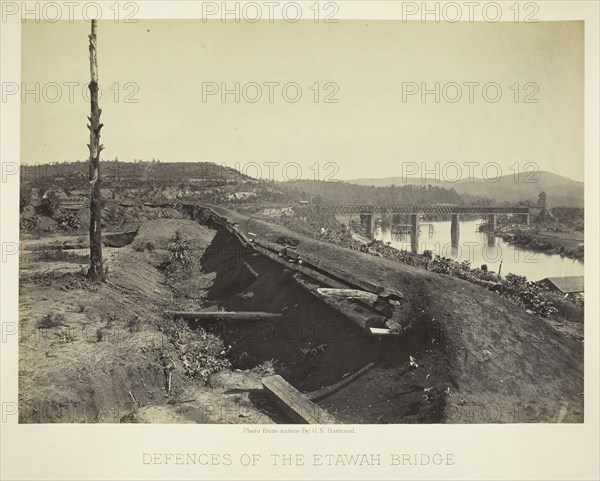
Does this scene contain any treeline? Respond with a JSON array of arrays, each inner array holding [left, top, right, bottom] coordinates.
[[551, 207, 584, 230], [21, 160, 251, 186], [277, 180, 469, 206]]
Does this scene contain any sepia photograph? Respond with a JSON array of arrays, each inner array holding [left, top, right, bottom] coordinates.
[[2, 1, 599, 480], [17, 13, 587, 426]]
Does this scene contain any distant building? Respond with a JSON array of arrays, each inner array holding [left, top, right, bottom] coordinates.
[[299, 200, 309, 205], [539, 276, 584, 294], [227, 191, 257, 201]]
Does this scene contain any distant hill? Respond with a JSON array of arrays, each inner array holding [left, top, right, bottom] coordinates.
[[349, 171, 584, 207], [20, 161, 287, 205], [20, 160, 252, 184]]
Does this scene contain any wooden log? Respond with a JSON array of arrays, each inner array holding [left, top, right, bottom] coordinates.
[[316, 287, 395, 317], [294, 264, 348, 289], [306, 362, 375, 402], [262, 375, 339, 424], [316, 288, 379, 304], [167, 311, 282, 321], [243, 261, 259, 279], [292, 274, 386, 331]]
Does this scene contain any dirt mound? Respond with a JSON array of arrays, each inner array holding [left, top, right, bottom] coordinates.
[[206, 207, 584, 423], [103, 230, 138, 248], [135, 218, 215, 251]]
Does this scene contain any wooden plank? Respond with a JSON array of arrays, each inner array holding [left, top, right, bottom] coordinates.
[[369, 327, 396, 336], [292, 274, 386, 331], [306, 362, 375, 402], [167, 311, 282, 321], [316, 288, 378, 304], [262, 375, 339, 424]]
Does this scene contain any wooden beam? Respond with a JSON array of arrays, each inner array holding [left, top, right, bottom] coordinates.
[[294, 263, 348, 289], [369, 327, 396, 336], [316, 288, 379, 303], [243, 260, 259, 279], [262, 375, 339, 424], [167, 311, 282, 321], [306, 362, 375, 402], [292, 274, 386, 331]]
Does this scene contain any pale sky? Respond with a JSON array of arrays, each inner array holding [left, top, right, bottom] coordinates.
[[21, 20, 584, 181]]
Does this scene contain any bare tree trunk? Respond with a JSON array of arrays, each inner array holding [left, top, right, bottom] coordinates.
[[87, 19, 105, 281]]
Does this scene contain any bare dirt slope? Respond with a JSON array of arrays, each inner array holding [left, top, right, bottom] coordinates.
[[19, 219, 276, 423]]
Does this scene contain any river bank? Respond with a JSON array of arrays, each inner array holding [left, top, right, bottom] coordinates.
[[492, 225, 584, 261]]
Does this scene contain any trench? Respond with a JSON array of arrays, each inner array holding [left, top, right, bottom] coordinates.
[[192, 217, 450, 423]]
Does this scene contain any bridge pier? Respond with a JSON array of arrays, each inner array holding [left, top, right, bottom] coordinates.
[[451, 214, 460, 246], [361, 214, 374, 238], [410, 214, 419, 254], [488, 214, 496, 231]]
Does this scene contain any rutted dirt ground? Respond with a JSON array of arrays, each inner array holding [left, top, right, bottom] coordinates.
[[19, 219, 279, 423], [19, 212, 584, 423]]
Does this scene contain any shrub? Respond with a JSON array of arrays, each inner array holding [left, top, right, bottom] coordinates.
[[56, 212, 82, 231], [257, 359, 277, 376], [501, 274, 558, 318], [167, 230, 189, 262], [38, 313, 66, 329], [39, 191, 62, 217], [20, 215, 40, 231], [160, 317, 230, 381]]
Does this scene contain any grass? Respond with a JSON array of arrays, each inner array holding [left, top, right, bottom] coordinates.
[[257, 359, 277, 376], [126, 316, 142, 333], [32, 249, 88, 264], [37, 313, 67, 329]]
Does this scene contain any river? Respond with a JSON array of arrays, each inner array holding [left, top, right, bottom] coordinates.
[[373, 219, 584, 281]]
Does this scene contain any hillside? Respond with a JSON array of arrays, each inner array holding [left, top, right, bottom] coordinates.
[[350, 171, 584, 207], [275, 179, 465, 205], [20, 160, 288, 206]]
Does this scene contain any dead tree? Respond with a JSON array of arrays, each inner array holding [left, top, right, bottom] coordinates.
[[86, 19, 105, 281]]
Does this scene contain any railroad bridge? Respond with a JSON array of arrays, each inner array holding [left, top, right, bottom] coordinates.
[[314, 204, 531, 253], [140, 201, 530, 253]]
